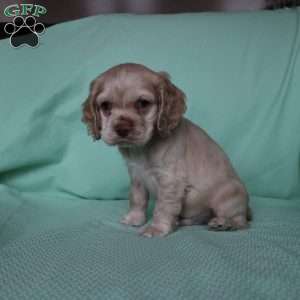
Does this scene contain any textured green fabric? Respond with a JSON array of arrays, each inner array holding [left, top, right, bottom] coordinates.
[[0, 192, 300, 300], [0, 8, 300, 300]]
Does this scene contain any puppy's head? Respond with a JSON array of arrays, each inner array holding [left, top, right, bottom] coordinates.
[[82, 63, 186, 147]]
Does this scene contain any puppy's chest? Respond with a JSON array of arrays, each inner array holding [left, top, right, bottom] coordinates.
[[127, 159, 159, 195]]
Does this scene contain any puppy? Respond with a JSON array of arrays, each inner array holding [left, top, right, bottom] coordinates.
[[82, 63, 251, 237]]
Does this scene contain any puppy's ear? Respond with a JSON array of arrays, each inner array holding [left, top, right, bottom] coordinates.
[[157, 72, 186, 137], [81, 79, 102, 140]]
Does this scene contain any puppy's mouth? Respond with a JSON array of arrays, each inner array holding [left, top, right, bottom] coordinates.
[[115, 138, 132, 145], [104, 136, 138, 147], [114, 137, 145, 147], [103, 128, 151, 147], [112, 134, 150, 147]]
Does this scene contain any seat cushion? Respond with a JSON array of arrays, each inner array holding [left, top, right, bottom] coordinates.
[[0, 187, 300, 299]]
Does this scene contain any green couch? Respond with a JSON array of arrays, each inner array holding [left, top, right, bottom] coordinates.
[[0, 8, 300, 300]]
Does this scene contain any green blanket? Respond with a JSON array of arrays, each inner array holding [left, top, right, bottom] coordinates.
[[1, 8, 300, 300]]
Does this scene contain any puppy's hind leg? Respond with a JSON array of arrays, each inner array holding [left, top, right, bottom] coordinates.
[[208, 181, 250, 231], [179, 211, 212, 226]]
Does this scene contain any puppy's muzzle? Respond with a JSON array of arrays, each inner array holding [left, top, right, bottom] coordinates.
[[114, 117, 134, 138]]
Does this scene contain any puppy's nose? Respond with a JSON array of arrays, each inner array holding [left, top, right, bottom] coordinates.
[[115, 127, 130, 138], [115, 118, 134, 138]]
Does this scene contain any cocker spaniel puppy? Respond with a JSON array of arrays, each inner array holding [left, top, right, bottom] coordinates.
[[82, 63, 251, 237]]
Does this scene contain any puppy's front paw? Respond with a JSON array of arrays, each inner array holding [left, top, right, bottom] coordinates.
[[121, 210, 146, 227], [139, 224, 172, 238]]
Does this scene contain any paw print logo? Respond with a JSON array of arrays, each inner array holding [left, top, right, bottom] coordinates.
[[4, 16, 45, 48]]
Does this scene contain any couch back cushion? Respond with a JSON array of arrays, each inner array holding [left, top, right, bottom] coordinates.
[[0, 9, 299, 200]]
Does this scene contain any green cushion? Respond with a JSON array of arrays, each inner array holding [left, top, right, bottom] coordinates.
[[0, 9, 299, 200], [0, 8, 300, 300], [0, 192, 299, 299]]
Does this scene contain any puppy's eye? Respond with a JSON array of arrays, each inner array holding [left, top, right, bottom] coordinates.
[[135, 98, 152, 112], [100, 101, 112, 115]]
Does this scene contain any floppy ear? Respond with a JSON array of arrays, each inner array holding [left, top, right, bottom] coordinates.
[[81, 79, 102, 140], [157, 72, 187, 137]]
